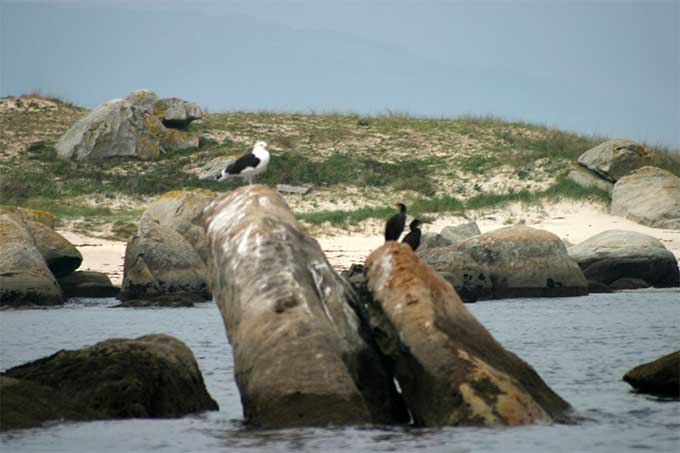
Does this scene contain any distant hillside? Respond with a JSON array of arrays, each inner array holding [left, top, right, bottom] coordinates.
[[1, 94, 678, 239]]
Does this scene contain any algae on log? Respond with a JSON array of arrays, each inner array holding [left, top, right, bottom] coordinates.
[[365, 242, 572, 426], [204, 185, 407, 428]]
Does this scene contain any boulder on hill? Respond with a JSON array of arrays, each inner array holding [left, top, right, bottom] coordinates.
[[577, 139, 653, 182], [568, 230, 679, 288], [204, 185, 408, 428], [623, 350, 680, 398], [440, 221, 481, 244], [119, 220, 210, 305], [0, 215, 63, 307], [610, 166, 680, 230], [2, 334, 219, 420], [420, 225, 589, 300], [365, 242, 571, 426], [154, 97, 203, 129]]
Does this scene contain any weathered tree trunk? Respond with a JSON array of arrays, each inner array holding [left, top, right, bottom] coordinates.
[[204, 185, 407, 427], [366, 242, 572, 426]]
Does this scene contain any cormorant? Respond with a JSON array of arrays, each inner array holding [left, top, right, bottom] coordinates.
[[402, 219, 422, 251], [384, 203, 407, 241]]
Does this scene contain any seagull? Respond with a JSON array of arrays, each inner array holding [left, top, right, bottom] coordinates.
[[217, 141, 271, 185], [384, 203, 407, 242], [401, 219, 422, 251]]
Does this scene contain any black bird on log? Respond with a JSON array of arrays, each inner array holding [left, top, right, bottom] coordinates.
[[384, 203, 407, 242], [402, 219, 422, 251]]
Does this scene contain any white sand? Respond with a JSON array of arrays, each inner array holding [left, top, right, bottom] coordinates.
[[58, 201, 680, 288]]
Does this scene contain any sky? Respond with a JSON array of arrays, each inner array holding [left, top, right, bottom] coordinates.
[[1, 0, 678, 148]]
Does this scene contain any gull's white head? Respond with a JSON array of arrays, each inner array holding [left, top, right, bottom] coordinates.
[[254, 141, 268, 150]]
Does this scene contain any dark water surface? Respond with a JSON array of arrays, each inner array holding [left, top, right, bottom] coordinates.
[[1, 292, 678, 452]]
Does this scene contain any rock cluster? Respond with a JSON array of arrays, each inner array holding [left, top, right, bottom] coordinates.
[[623, 350, 679, 398], [56, 89, 201, 161]]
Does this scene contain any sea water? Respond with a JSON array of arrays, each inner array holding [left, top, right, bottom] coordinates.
[[1, 292, 678, 453]]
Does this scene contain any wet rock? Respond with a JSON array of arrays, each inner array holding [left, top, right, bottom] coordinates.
[[421, 225, 589, 300], [119, 221, 210, 303], [568, 230, 679, 288], [623, 350, 679, 398], [610, 166, 680, 229], [112, 292, 205, 308], [22, 220, 82, 278], [3, 334, 218, 418], [204, 185, 407, 428], [577, 139, 653, 182], [587, 280, 612, 293], [0, 215, 63, 307], [58, 271, 119, 299], [365, 242, 571, 426], [609, 278, 650, 290], [440, 222, 481, 244]]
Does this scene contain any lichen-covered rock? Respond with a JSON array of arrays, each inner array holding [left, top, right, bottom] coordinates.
[[568, 230, 679, 287], [204, 185, 407, 428], [160, 127, 199, 152], [119, 221, 210, 303], [577, 139, 653, 182], [141, 190, 216, 263], [623, 350, 679, 398], [154, 97, 202, 129], [365, 242, 571, 426], [22, 220, 82, 278], [126, 89, 159, 115], [610, 167, 680, 229], [0, 215, 63, 307], [2, 334, 219, 418], [421, 225, 589, 299], [440, 222, 481, 244], [58, 271, 119, 299], [0, 206, 55, 228]]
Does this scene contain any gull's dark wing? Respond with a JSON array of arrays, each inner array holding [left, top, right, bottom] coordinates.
[[226, 152, 261, 175]]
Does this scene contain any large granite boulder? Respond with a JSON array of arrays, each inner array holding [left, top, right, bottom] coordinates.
[[0, 215, 63, 307], [421, 225, 589, 300], [154, 97, 202, 129], [0, 376, 97, 431], [365, 242, 571, 426], [126, 89, 159, 115], [140, 190, 216, 263], [22, 220, 82, 277], [417, 232, 453, 253], [119, 221, 210, 303], [2, 334, 218, 419], [568, 230, 679, 288], [623, 350, 679, 398], [566, 164, 614, 193], [58, 271, 119, 299], [610, 167, 680, 230], [0, 206, 55, 228], [440, 221, 481, 244], [204, 185, 407, 427], [577, 139, 653, 182]]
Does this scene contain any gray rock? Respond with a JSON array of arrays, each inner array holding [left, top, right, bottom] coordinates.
[[126, 89, 159, 115], [56, 98, 167, 161], [623, 350, 679, 398], [119, 221, 210, 303], [159, 128, 199, 152], [58, 271, 119, 299], [204, 185, 407, 427], [112, 292, 205, 308], [610, 166, 680, 229], [417, 232, 453, 253], [566, 164, 614, 193], [2, 334, 219, 419], [365, 242, 571, 426], [197, 156, 235, 181], [440, 221, 481, 244], [0, 215, 63, 307], [577, 139, 653, 182], [568, 230, 679, 287], [154, 97, 202, 129], [609, 277, 650, 290], [141, 190, 216, 264], [22, 220, 82, 278], [421, 225, 589, 300]]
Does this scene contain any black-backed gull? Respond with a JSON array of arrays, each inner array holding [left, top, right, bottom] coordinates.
[[217, 141, 270, 185]]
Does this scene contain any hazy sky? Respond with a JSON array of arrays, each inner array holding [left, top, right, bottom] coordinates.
[[1, 0, 678, 147]]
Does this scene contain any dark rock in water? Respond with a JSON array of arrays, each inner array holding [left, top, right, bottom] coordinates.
[[2, 334, 218, 418], [587, 280, 613, 293], [623, 350, 679, 398], [204, 185, 407, 428], [59, 271, 119, 299], [609, 278, 650, 290], [120, 221, 210, 302], [112, 292, 205, 308], [568, 230, 679, 288], [365, 242, 572, 426], [0, 376, 98, 431], [0, 215, 63, 307], [421, 225, 588, 300]]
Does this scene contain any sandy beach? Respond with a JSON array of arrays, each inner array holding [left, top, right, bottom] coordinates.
[[59, 201, 680, 288]]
